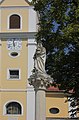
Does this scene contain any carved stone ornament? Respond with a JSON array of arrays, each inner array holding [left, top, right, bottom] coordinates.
[[28, 42, 53, 89]]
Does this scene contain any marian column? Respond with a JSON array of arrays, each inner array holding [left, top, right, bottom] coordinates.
[[28, 42, 53, 120]]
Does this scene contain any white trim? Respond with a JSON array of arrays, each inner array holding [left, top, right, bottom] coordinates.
[[27, 88, 35, 120], [26, 8, 37, 120], [7, 13, 22, 30], [28, 7, 37, 32], [0, 9, 1, 31], [3, 100, 23, 116], [27, 39, 36, 82], [27, 39, 36, 120], [0, 6, 34, 9], [7, 68, 21, 80], [0, 89, 27, 92], [0, 39, 1, 87], [0, 32, 36, 39]]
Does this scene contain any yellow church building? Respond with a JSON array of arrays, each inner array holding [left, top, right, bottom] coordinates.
[[0, 0, 78, 120]]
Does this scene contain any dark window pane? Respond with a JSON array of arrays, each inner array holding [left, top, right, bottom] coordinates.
[[9, 70, 19, 79], [10, 70, 19, 75], [6, 102, 21, 114], [10, 14, 20, 29], [49, 108, 59, 114], [11, 52, 18, 57]]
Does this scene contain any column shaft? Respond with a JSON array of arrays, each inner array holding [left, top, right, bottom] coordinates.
[[35, 89, 46, 120]]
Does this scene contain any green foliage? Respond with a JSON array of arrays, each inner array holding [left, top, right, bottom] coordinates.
[[32, 0, 79, 98]]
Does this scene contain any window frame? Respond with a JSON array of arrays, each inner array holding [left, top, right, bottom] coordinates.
[[9, 51, 20, 58], [8, 13, 22, 30], [3, 100, 23, 116], [49, 107, 60, 114], [7, 68, 21, 80]]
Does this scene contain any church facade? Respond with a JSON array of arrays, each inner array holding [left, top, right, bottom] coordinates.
[[0, 0, 78, 120]]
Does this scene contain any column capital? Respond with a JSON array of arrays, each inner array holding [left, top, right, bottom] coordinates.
[[28, 69, 53, 90]]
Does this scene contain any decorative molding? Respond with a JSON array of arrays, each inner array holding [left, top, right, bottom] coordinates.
[[28, 71, 53, 90], [0, 6, 34, 9], [0, 32, 36, 39], [27, 43, 36, 46], [0, 89, 27, 92]]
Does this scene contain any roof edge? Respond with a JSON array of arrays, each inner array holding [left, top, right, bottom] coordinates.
[[0, 0, 32, 6]]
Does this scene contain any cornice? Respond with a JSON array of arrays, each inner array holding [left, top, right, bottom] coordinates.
[[0, 6, 34, 9], [0, 32, 37, 39], [0, 89, 27, 92]]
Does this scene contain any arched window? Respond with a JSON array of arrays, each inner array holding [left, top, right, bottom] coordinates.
[[6, 102, 22, 115], [9, 14, 20, 29]]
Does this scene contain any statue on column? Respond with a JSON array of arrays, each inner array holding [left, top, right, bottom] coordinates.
[[33, 42, 46, 74], [28, 41, 53, 88]]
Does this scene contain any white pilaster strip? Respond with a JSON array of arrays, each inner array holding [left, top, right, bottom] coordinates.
[[0, 6, 1, 88], [26, 7, 37, 120], [27, 39, 36, 120], [0, 39, 1, 89], [28, 7, 37, 32], [27, 39, 36, 79], [0, 8, 1, 31]]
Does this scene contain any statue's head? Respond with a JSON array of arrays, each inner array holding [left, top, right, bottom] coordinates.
[[36, 42, 46, 55], [37, 41, 43, 47], [36, 45, 42, 54]]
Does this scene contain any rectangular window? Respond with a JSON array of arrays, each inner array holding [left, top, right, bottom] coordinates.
[[7, 69, 20, 80]]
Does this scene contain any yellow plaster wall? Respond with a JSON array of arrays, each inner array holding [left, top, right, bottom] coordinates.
[[46, 93, 69, 118], [1, 39, 28, 89], [0, 92, 27, 120], [1, 8, 29, 32], [0, 0, 29, 6]]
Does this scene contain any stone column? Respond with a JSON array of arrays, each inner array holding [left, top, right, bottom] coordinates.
[[0, 40, 1, 87], [35, 87, 46, 120], [29, 78, 47, 120], [28, 72, 52, 120]]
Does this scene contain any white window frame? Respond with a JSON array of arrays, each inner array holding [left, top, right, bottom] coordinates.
[[9, 51, 20, 58], [7, 68, 21, 80], [7, 13, 22, 30], [3, 100, 23, 116]]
